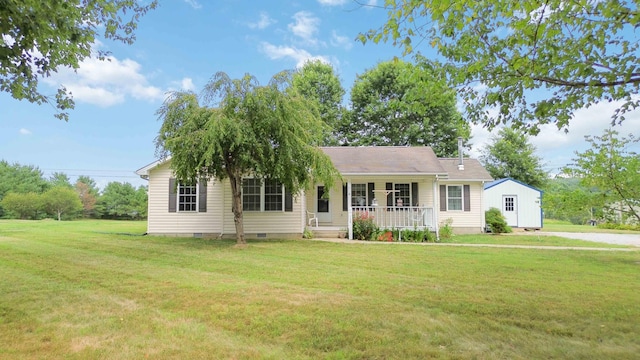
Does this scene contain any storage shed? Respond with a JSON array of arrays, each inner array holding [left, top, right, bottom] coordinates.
[[484, 178, 543, 229]]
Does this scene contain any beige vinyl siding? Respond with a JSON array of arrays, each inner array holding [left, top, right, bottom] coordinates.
[[221, 179, 305, 235], [438, 181, 485, 229], [146, 162, 223, 235], [305, 183, 348, 227], [305, 176, 437, 228]]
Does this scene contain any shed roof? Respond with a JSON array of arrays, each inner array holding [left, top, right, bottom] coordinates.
[[438, 158, 493, 181], [484, 178, 542, 192], [320, 146, 447, 175]]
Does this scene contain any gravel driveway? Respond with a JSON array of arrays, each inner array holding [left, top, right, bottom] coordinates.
[[543, 232, 640, 247]]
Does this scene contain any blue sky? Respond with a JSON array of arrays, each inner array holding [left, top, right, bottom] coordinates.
[[2, 0, 639, 189]]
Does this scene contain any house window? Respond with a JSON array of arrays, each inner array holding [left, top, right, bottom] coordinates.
[[242, 178, 284, 211], [447, 185, 463, 211], [264, 179, 283, 211], [178, 183, 197, 211], [242, 179, 261, 211], [395, 183, 410, 207], [351, 183, 367, 206]]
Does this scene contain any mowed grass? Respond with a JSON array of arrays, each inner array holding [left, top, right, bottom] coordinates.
[[542, 219, 639, 234], [444, 233, 631, 248], [1, 220, 639, 359]]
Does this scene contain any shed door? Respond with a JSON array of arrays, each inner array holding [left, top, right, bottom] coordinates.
[[502, 195, 518, 227]]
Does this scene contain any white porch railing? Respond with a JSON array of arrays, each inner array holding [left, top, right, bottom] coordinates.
[[351, 206, 435, 231]]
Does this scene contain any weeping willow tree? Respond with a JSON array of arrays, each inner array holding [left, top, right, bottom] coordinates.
[[155, 71, 339, 244]]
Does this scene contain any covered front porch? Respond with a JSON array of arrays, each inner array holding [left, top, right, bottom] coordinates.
[[306, 180, 440, 240], [351, 205, 435, 229], [308, 205, 436, 239]]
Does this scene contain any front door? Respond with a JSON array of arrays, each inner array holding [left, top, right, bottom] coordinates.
[[316, 185, 331, 223], [502, 195, 518, 227]]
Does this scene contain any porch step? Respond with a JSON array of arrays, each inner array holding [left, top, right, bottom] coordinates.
[[311, 229, 347, 239]]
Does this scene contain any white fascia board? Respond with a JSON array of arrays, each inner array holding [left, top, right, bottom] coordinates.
[[340, 172, 449, 177], [134, 157, 171, 179]]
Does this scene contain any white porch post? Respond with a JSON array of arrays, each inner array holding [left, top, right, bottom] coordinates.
[[347, 181, 353, 240], [433, 176, 440, 240]]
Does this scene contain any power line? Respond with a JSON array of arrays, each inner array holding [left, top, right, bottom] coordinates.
[[40, 168, 136, 173]]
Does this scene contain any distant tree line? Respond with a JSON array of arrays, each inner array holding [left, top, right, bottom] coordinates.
[[0, 160, 147, 221]]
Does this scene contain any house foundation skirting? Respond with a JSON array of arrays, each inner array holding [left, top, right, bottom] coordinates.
[[146, 232, 303, 240], [452, 227, 487, 235]]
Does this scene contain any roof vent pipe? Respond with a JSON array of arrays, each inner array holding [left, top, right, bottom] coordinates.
[[457, 137, 464, 170]]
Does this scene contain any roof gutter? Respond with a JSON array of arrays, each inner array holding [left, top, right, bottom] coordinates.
[[340, 172, 449, 177], [441, 178, 494, 182]]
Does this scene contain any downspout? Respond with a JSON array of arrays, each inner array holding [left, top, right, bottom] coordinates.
[[457, 137, 464, 171], [481, 180, 486, 233], [301, 192, 306, 235], [433, 175, 439, 241], [219, 179, 224, 239], [347, 180, 353, 240]]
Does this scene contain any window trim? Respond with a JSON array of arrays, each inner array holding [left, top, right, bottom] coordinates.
[[504, 196, 515, 212], [446, 184, 463, 211], [169, 178, 207, 213], [394, 183, 411, 207], [351, 183, 368, 207], [177, 182, 198, 212], [385, 182, 413, 207], [242, 178, 286, 212], [242, 178, 262, 212]]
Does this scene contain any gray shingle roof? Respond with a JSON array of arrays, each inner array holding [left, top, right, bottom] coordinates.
[[438, 158, 493, 181], [320, 146, 447, 175]]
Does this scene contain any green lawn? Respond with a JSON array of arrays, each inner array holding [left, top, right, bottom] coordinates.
[[443, 233, 630, 248], [1, 220, 639, 359], [542, 219, 639, 234]]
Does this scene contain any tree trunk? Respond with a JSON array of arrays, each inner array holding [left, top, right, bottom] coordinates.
[[57, 210, 61, 221], [228, 173, 246, 245]]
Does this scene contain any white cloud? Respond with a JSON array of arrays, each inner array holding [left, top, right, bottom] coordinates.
[[330, 30, 353, 50], [259, 42, 329, 68], [528, 3, 561, 23], [19, 128, 32, 135], [248, 12, 276, 30], [317, 0, 349, 5], [318, 0, 377, 6], [129, 83, 164, 101], [167, 77, 196, 93], [180, 78, 196, 91], [65, 84, 125, 107], [183, 0, 202, 9], [44, 56, 164, 107], [288, 11, 320, 45], [469, 99, 640, 174], [2, 34, 15, 46]]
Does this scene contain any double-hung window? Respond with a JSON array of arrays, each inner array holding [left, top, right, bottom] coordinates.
[[242, 179, 262, 211], [394, 183, 410, 207], [447, 185, 463, 211], [384, 182, 418, 207], [242, 178, 284, 211], [169, 178, 206, 213], [178, 183, 197, 211], [351, 183, 367, 206], [264, 179, 283, 211]]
